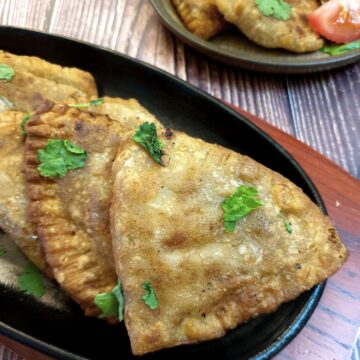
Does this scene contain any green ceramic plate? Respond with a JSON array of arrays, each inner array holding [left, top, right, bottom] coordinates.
[[151, 0, 360, 74]]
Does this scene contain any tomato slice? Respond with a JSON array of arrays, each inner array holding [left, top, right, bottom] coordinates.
[[308, 0, 360, 44]]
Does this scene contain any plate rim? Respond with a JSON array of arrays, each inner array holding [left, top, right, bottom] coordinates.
[[151, 0, 360, 74], [0, 26, 326, 360]]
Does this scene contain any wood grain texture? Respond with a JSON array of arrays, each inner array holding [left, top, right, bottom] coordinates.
[[0, 0, 359, 359], [47, 0, 360, 178]]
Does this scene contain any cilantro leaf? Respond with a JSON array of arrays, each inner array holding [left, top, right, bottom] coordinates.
[[284, 221, 292, 234], [18, 264, 45, 298], [141, 281, 158, 310], [112, 281, 125, 322], [21, 114, 31, 136], [68, 98, 104, 108], [94, 281, 125, 320], [0, 247, 6, 257], [37, 139, 88, 177], [320, 40, 360, 56], [0, 64, 15, 80], [132, 122, 164, 165], [221, 185, 262, 232], [255, 0, 292, 20], [94, 291, 118, 319]]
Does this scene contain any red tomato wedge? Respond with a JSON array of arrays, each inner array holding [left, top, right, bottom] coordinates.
[[308, 0, 360, 43]]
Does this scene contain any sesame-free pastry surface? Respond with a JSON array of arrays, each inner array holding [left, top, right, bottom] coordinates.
[[81, 96, 162, 130], [172, 0, 229, 40], [0, 111, 51, 275], [24, 103, 123, 317], [111, 129, 348, 355], [24, 98, 163, 317], [215, 0, 324, 53], [0, 50, 98, 112]]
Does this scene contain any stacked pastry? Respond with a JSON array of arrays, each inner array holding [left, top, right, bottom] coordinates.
[[0, 51, 348, 355], [171, 0, 325, 53]]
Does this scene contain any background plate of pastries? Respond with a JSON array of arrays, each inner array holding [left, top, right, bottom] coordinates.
[[151, 0, 360, 73]]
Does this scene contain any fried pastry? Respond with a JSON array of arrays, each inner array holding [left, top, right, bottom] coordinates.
[[0, 50, 98, 112], [81, 96, 162, 131], [24, 98, 163, 317], [0, 51, 97, 96], [215, 0, 324, 53], [0, 111, 51, 275], [172, 0, 229, 39], [111, 129, 348, 355]]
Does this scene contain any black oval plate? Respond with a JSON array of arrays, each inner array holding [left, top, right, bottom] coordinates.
[[0, 27, 325, 360], [151, 0, 360, 74]]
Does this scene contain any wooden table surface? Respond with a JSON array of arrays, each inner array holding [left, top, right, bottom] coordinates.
[[0, 1, 359, 359]]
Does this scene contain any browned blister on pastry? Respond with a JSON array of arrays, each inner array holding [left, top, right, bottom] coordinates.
[[111, 129, 348, 355], [0, 50, 98, 112], [215, 0, 324, 53], [24, 97, 163, 318], [172, 0, 229, 39], [0, 111, 51, 276]]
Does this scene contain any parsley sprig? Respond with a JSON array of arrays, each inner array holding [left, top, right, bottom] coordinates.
[[18, 264, 45, 298], [132, 122, 164, 165], [141, 281, 158, 310], [221, 185, 262, 232], [94, 281, 125, 321], [37, 139, 88, 177], [255, 0, 292, 21], [0, 64, 15, 80], [68, 98, 104, 108], [321, 40, 360, 56], [21, 114, 31, 136]]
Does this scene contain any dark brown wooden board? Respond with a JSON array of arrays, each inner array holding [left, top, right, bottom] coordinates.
[[1, 106, 359, 360]]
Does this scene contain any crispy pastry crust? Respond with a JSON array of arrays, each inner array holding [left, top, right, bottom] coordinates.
[[24, 97, 163, 317], [215, 0, 324, 53], [24, 104, 124, 317], [0, 111, 51, 275], [0, 50, 98, 97], [111, 130, 348, 355], [172, 0, 229, 39]]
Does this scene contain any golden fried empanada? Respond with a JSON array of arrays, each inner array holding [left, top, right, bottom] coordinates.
[[24, 104, 122, 317], [0, 111, 51, 275], [215, 0, 324, 53], [111, 129, 348, 355], [24, 98, 163, 318], [0, 51, 97, 96], [0, 50, 98, 112], [172, 0, 229, 39]]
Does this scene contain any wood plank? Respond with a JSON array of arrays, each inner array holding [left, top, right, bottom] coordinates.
[[286, 64, 360, 178], [47, 0, 360, 179], [48, 0, 293, 132], [0, 0, 53, 30]]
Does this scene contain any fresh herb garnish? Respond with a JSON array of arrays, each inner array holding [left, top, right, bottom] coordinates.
[[21, 114, 31, 136], [68, 98, 104, 108], [112, 281, 125, 322], [320, 40, 360, 56], [132, 122, 164, 165], [37, 139, 88, 177], [284, 221, 292, 234], [18, 263, 45, 298], [141, 281, 158, 310], [94, 281, 125, 320], [0, 247, 6, 257], [221, 185, 262, 232], [0, 64, 15, 80], [255, 0, 292, 20], [94, 291, 118, 319], [279, 213, 293, 234]]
